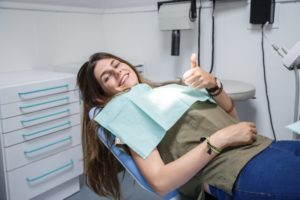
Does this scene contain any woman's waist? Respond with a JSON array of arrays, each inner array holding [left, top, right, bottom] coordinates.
[[193, 135, 273, 194]]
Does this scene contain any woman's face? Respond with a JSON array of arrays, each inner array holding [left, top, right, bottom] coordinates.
[[94, 58, 139, 96]]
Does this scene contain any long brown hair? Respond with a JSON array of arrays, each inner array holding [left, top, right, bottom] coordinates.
[[77, 52, 182, 199], [77, 52, 145, 199]]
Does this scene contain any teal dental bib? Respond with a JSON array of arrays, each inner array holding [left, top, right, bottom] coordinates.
[[95, 83, 215, 159]]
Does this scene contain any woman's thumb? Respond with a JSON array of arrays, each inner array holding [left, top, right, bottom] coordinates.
[[190, 53, 197, 68]]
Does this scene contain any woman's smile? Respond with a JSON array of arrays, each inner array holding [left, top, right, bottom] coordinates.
[[119, 73, 129, 86]]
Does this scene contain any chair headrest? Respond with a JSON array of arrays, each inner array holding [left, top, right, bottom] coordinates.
[[89, 107, 102, 120]]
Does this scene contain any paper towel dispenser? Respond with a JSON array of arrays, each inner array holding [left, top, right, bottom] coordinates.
[[157, 0, 196, 56], [158, 0, 195, 31]]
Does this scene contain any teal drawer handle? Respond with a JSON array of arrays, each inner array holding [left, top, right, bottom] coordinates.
[[19, 97, 69, 110], [24, 136, 72, 155], [18, 84, 69, 96], [21, 109, 70, 124], [22, 121, 71, 138], [26, 159, 74, 183]]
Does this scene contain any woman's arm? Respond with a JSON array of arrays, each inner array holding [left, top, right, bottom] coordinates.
[[131, 122, 257, 196], [131, 142, 216, 196], [183, 54, 239, 120], [211, 87, 239, 120]]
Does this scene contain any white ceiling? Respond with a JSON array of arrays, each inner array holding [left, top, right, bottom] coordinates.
[[0, 0, 161, 9]]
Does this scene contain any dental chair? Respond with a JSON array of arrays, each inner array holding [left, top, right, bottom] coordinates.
[[89, 108, 217, 200], [89, 107, 180, 199]]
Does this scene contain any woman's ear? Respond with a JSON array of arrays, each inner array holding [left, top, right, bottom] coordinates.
[[96, 96, 110, 108]]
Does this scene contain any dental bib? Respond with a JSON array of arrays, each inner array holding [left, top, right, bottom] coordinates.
[[95, 83, 215, 159]]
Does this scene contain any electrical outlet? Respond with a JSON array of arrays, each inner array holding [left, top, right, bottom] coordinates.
[[247, 1, 280, 30]]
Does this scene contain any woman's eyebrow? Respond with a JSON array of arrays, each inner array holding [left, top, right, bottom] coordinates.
[[110, 59, 115, 66]]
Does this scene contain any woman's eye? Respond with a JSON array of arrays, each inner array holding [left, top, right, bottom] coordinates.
[[104, 75, 110, 82]]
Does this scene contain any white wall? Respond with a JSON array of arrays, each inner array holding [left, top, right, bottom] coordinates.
[[0, 3, 104, 72], [0, 0, 299, 140], [100, 1, 300, 140]]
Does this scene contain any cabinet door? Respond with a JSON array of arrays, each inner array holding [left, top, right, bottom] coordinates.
[[2, 102, 80, 133], [0, 90, 79, 119], [0, 77, 76, 104], [3, 114, 80, 147], [5, 125, 81, 171], [7, 145, 83, 200]]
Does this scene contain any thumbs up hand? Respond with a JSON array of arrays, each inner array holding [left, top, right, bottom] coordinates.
[[190, 53, 197, 68], [182, 54, 217, 90]]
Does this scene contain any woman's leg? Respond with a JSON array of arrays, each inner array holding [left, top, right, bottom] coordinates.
[[233, 141, 300, 200], [269, 140, 300, 156], [209, 185, 233, 200]]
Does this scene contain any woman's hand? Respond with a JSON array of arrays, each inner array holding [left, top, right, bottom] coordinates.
[[183, 54, 216, 90], [210, 122, 257, 150], [183, 54, 239, 120], [131, 123, 257, 195]]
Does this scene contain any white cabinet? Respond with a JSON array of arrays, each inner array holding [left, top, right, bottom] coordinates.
[[0, 70, 83, 200]]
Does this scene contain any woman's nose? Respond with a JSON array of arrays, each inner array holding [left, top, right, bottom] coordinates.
[[113, 68, 121, 77]]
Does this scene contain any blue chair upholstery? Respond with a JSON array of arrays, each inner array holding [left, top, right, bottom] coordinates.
[[89, 107, 181, 200]]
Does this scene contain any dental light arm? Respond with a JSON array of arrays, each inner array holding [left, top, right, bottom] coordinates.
[[280, 42, 300, 138], [278, 42, 300, 139], [282, 42, 300, 71], [293, 66, 300, 139], [264, 29, 300, 138]]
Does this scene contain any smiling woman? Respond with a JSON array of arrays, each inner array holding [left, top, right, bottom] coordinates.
[[77, 52, 171, 199], [77, 53, 145, 108], [93, 57, 139, 96], [77, 52, 300, 200]]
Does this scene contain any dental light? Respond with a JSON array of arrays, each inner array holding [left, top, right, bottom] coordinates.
[[266, 35, 300, 139], [158, 0, 197, 56]]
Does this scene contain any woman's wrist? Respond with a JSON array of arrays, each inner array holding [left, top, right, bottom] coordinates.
[[205, 77, 217, 91], [200, 136, 224, 155], [209, 133, 228, 150], [206, 78, 223, 97]]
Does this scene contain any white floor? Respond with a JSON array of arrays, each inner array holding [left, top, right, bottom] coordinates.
[[66, 171, 162, 200]]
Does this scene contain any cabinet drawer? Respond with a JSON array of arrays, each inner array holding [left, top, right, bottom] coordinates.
[[5, 125, 81, 171], [1, 90, 79, 119], [2, 102, 80, 133], [3, 114, 80, 147], [0, 77, 76, 104], [7, 145, 83, 200]]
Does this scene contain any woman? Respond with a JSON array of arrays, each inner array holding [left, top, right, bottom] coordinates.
[[77, 52, 300, 200]]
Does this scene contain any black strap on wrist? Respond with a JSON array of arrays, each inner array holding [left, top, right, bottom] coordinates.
[[206, 77, 219, 93], [210, 82, 223, 97], [206, 78, 223, 97]]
